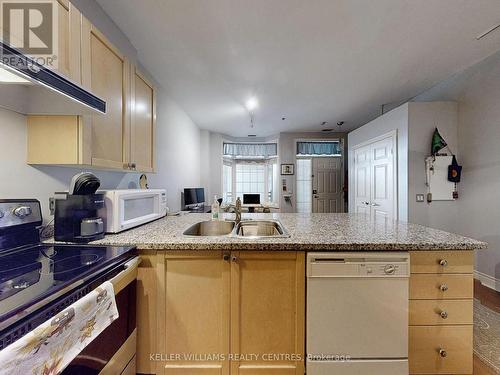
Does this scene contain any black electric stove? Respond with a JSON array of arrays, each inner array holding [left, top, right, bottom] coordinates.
[[0, 199, 136, 350]]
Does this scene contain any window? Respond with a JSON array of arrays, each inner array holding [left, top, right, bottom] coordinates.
[[222, 142, 278, 205], [296, 158, 312, 213], [296, 141, 341, 156], [223, 162, 233, 202]]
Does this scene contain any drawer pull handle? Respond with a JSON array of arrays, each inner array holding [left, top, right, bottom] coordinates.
[[439, 310, 448, 319], [439, 284, 449, 292], [439, 349, 447, 358], [439, 259, 448, 267]]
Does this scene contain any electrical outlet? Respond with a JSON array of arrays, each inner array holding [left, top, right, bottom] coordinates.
[[416, 194, 425, 202]]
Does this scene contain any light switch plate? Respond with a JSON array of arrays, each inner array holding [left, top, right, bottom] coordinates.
[[416, 194, 425, 202]]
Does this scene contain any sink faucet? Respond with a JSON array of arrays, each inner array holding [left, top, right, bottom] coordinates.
[[235, 197, 242, 225]]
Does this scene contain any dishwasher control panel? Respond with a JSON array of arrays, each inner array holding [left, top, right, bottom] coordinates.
[[307, 252, 409, 277]]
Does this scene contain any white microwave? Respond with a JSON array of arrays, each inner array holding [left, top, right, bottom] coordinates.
[[101, 189, 167, 233]]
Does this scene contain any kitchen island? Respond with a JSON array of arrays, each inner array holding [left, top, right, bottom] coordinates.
[[88, 213, 485, 375], [91, 212, 486, 251]]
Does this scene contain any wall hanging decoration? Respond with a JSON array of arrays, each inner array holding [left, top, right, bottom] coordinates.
[[281, 164, 294, 175]]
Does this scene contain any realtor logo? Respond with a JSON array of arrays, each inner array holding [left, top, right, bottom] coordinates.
[[0, 0, 58, 66]]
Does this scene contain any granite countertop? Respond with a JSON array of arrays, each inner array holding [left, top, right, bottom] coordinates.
[[84, 213, 487, 251]]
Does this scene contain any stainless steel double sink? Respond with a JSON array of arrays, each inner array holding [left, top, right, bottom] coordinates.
[[183, 219, 290, 238]]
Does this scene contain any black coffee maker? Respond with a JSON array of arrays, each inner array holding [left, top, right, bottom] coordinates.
[[54, 173, 106, 243]]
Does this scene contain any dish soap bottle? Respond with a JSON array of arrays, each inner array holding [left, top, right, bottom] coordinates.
[[211, 195, 220, 220]]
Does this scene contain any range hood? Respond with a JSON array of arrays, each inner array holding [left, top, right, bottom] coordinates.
[[0, 41, 105, 115]]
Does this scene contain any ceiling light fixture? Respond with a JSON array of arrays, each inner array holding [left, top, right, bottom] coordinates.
[[245, 97, 258, 111]]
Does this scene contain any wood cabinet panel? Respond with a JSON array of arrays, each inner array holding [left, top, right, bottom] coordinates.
[[136, 251, 161, 374], [230, 252, 305, 375], [409, 325, 473, 374], [55, 0, 81, 82], [82, 18, 130, 170], [162, 251, 230, 375], [131, 67, 155, 172], [409, 274, 473, 300], [409, 299, 473, 325], [27, 115, 80, 164], [410, 251, 473, 274]]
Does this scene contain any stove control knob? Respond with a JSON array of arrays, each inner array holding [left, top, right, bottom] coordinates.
[[384, 264, 396, 275], [13, 206, 32, 218]]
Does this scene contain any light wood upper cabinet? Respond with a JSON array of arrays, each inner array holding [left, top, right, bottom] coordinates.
[[54, 0, 81, 83], [28, 11, 156, 172], [131, 67, 156, 173], [81, 17, 130, 170]]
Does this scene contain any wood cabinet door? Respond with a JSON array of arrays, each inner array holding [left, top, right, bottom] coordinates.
[[55, 0, 81, 83], [81, 17, 130, 170], [230, 251, 305, 375], [161, 251, 230, 375], [131, 67, 155, 173]]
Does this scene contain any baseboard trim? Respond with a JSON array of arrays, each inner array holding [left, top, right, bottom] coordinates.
[[475, 270, 500, 292]]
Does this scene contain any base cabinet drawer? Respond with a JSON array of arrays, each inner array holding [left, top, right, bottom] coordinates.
[[410, 251, 473, 274], [409, 300, 473, 325], [409, 274, 473, 300], [409, 326, 473, 374]]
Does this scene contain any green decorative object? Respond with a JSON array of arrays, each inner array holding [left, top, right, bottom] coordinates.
[[431, 128, 447, 155]]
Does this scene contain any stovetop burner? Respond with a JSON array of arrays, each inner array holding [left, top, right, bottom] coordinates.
[[0, 243, 135, 324], [40, 253, 102, 275]]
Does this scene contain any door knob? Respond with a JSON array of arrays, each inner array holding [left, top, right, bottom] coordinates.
[[371, 203, 380, 207]]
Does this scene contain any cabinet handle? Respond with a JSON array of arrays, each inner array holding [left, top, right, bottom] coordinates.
[[439, 259, 448, 267], [438, 349, 447, 358], [439, 310, 448, 319], [131, 162, 137, 169], [231, 255, 238, 262], [439, 284, 448, 292], [223, 253, 230, 261]]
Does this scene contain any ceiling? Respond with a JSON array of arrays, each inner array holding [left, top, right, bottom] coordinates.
[[97, 0, 500, 136]]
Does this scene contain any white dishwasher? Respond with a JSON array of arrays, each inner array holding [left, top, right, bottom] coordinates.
[[306, 252, 409, 375]]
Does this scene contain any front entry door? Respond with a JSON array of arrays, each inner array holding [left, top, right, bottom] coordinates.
[[312, 157, 343, 213]]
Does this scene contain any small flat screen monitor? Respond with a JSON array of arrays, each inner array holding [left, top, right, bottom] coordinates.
[[243, 194, 260, 205], [184, 188, 205, 206]]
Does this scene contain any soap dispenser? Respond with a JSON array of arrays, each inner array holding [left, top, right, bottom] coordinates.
[[211, 195, 220, 220]]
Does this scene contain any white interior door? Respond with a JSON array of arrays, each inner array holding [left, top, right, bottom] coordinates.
[[312, 157, 343, 213], [370, 137, 395, 220], [354, 145, 371, 215], [353, 133, 396, 220]]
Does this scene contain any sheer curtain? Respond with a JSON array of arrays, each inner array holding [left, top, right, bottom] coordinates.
[[296, 141, 341, 156], [223, 143, 277, 158]]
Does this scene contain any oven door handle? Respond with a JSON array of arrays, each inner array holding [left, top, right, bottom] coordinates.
[[110, 257, 141, 294]]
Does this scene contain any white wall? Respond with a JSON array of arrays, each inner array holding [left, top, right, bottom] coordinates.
[[348, 104, 409, 221], [407, 102, 459, 232], [455, 56, 500, 283], [148, 94, 201, 212]]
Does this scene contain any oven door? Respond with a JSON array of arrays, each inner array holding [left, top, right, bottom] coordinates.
[[62, 257, 140, 375], [119, 192, 162, 232]]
